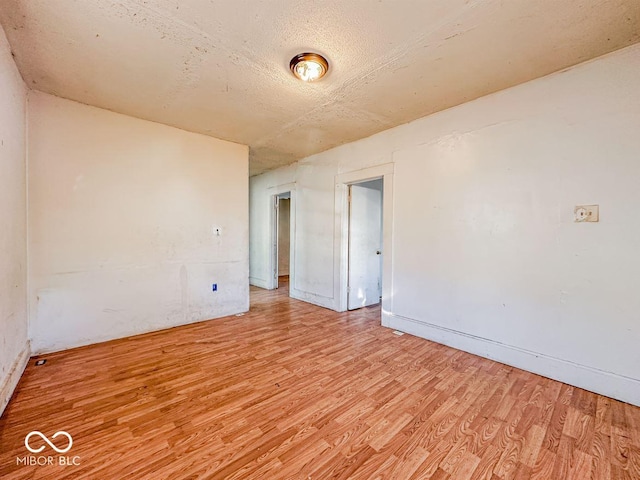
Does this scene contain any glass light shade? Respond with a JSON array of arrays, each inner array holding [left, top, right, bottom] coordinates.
[[290, 53, 329, 82]]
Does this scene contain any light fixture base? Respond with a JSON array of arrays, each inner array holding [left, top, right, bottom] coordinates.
[[289, 52, 329, 82]]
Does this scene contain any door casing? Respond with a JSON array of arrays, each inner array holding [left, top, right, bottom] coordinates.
[[334, 164, 394, 314], [269, 184, 296, 291]]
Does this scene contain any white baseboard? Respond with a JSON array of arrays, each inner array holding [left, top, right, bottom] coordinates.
[[290, 288, 336, 311], [0, 341, 31, 417], [382, 312, 640, 407], [249, 277, 271, 289]]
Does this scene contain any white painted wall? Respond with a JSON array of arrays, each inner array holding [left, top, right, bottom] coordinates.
[[0, 24, 29, 416], [250, 43, 640, 406], [28, 92, 249, 354]]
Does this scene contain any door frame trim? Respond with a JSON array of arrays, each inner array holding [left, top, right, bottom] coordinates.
[[268, 183, 296, 291], [334, 164, 394, 313]]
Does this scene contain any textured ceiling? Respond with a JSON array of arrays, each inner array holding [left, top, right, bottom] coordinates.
[[1, 1, 639, 175]]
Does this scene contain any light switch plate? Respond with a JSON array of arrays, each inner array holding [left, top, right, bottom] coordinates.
[[574, 205, 599, 222]]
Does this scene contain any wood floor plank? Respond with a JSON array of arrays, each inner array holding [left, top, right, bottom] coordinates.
[[529, 448, 556, 480], [1, 279, 639, 479], [469, 444, 503, 480]]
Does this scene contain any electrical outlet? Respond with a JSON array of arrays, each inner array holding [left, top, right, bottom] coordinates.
[[574, 205, 599, 222], [212, 283, 217, 292]]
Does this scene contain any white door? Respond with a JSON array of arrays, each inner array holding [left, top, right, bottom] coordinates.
[[348, 182, 383, 310]]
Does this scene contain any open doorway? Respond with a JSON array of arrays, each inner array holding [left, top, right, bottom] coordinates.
[[335, 163, 393, 317], [269, 186, 295, 293], [275, 192, 291, 291], [347, 179, 383, 310]]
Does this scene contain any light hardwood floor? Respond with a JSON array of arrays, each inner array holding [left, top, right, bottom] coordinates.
[[1, 281, 639, 479]]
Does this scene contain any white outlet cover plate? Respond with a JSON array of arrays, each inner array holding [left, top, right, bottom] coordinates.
[[574, 205, 599, 222]]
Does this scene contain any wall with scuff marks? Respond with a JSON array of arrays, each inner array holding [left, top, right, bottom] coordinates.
[[250, 43, 640, 406], [0, 23, 29, 416], [28, 92, 249, 354]]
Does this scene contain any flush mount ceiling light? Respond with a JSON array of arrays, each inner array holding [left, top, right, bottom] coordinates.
[[289, 52, 329, 82]]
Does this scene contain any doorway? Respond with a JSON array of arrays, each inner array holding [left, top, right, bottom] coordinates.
[[270, 185, 295, 293], [347, 179, 383, 310], [275, 192, 291, 290], [335, 163, 393, 317]]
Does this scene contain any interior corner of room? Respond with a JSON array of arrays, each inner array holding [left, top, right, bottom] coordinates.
[[0, 28, 251, 415]]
